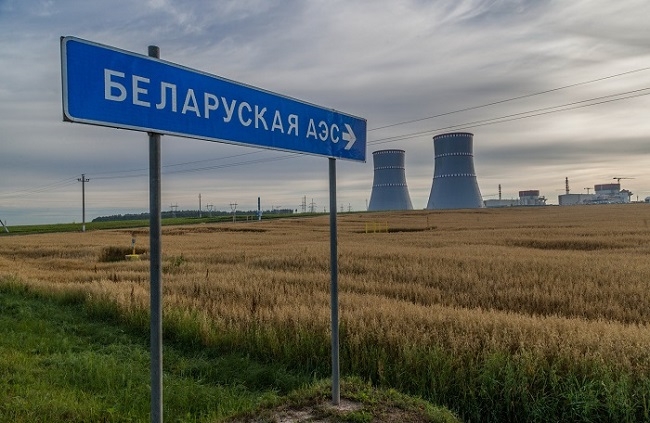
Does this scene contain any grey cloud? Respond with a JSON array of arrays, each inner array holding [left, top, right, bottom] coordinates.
[[2, 0, 650, 223], [477, 135, 650, 166]]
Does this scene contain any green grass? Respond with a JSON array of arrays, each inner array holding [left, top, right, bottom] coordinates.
[[0, 218, 204, 235], [225, 377, 460, 422], [0, 213, 316, 236], [0, 282, 302, 422]]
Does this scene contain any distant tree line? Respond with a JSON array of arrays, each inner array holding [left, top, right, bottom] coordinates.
[[92, 208, 295, 222]]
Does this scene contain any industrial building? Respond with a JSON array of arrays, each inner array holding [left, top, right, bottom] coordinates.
[[558, 180, 632, 205], [484, 187, 546, 207], [591, 183, 632, 204], [427, 132, 484, 209], [484, 199, 519, 207], [484, 184, 518, 207], [558, 194, 595, 206], [519, 190, 546, 206], [367, 149, 414, 211]]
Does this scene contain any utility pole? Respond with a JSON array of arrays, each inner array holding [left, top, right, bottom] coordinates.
[[77, 173, 89, 232], [0, 218, 8, 233], [198, 193, 202, 218], [230, 202, 237, 223], [206, 204, 213, 217], [170, 204, 178, 218]]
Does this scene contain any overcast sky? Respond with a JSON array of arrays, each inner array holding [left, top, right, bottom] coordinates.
[[1, 0, 649, 225]]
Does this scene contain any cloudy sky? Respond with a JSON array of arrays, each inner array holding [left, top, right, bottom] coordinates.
[[1, 0, 649, 225]]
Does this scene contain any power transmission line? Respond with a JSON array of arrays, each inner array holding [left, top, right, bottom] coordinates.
[[0, 177, 78, 199], [91, 152, 301, 180], [230, 202, 237, 223], [368, 65, 650, 131], [78, 65, 650, 182], [90, 150, 263, 178], [368, 87, 650, 146]]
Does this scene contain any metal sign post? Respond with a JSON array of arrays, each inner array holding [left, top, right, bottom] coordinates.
[[328, 157, 340, 405], [147, 45, 163, 423]]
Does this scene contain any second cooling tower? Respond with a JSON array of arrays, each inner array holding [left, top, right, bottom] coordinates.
[[427, 132, 484, 209], [368, 149, 413, 211]]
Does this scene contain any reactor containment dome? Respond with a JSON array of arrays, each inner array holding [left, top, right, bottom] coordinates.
[[427, 132, 484, 209], [368, 149, 414, 211]]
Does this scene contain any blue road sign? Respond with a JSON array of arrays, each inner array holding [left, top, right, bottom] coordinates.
[[61, 36, 366, 162]]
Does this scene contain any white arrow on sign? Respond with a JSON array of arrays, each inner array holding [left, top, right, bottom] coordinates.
[[342, 124, 356, 150]]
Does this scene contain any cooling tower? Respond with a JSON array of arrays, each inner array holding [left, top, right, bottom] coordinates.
[[367, 149, 413, 211], [427, 132, 484, 209]]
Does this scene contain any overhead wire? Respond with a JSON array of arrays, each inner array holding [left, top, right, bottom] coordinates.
[[87, 85, 649, 183], [81, 66, 650, 180], [75, 64, 650, 182], [90, 150, 264, 179], [368, 65, 650, 131], [90, 152, 300, 180], [163, 153, 301, 176], [0, 177, 79, 199], [368, 87, 650, 145]]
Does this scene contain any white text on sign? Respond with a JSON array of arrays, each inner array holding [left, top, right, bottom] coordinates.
[[104, 69, 357, 150]]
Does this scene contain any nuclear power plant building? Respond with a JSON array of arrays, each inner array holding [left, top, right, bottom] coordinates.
[[427, 132, 484, 210], [367, 149, 414, 211]]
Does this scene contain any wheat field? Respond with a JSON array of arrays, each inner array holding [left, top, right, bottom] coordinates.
[[2, 204, 650, 420]]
